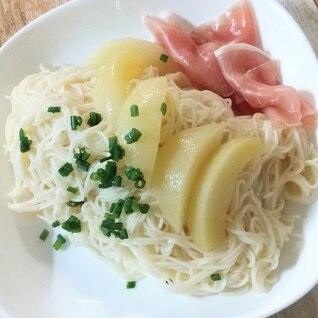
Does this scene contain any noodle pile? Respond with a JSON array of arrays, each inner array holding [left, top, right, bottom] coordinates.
[[4, 65, 318, 295]]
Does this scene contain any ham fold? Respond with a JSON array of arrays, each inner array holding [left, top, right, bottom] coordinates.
[[145, 0, 316, 127], [215, 43, 317, 127], [145, 0, 260, 97]]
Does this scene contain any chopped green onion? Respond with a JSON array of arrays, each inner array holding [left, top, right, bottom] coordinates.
[[120, 228, 129, 240], [111, 176, 122, 187], [100, 220, 124, 239], [159, 53, 169, 63], [39, 229, 49, 241], [124, 128, 142, 144], [51, 220, 61, 228], [70, 115, 82, 130], [100, 211, 128, 240], [90, 172, 101, 181], [109, 199, 124, 218], [139, 203, 150, 214], [19, 128, 32, 153], [67, 186, 78, 194], [134, 178, 146, 189], [103, 161, 117, 186], [62, 215, 81, 233], [104, 213, 115, 221], [47, 106, 61, 113], [123, 196, 140, 214], [109, 202, 116, 213], [74, 147, 90, 171], [66, 200, 85, 207], [130, 104, 139, 117], [161, 102, 167, 115], [87, 112, 102, 127], [80, 147, 89, 158], [107, 136, 125, 162], [103, 161, 117, 178], [101, 219, 123, 231], [125, 165, 146, 188], [53, 234, 66, 250], [58, 162, 73, 177], [108, 136, 118, 150], [126, 281, 136, 289], [111, 145, 125, 162], [91, 161, 118, 189], [123, 196, 134, 214], [210, 273, 222, 282], [100, 226, 111, 237], [125, 166, 144, 181]]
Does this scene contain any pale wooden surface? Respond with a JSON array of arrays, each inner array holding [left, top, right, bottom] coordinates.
[[0, 0, 317, 317]]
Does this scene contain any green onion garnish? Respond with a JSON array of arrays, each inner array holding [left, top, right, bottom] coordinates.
[[130, 105, 139, 117], [139, 203, 150, 214], [106, 161, 117, 174], [120, 228, 128, 240], [104, 213, 115, 221], [90, 172, 101, 181], [134, 178, 146, 189], [161, 102, 167, 115], [47, 106, 61, 113], [108, 136, 118, 150], [91, 161, 118, 188], [53, 234, 66, 250], [101, 219, 123, 231], [87, 112, 102, 127], [126, 281, 136, 289], [100, 219, 127, 239], [74, 147, 90, 171], [125, 166, 144, 181], [123, 196, 139, 214], [19, 128, 32, 153], [58, 162, 73, 177], [67, 186, 78, 194], [124, 128, 142, 144], [70, 115, 82, 130], [111, 176, 122, 187], [62, 215, 81, 233], [66, 200, 85, 207], [39, 229, 49, 241], [159, 53, 169, 63], [125, 166, 146, 189], [100, 203, 130, 240], [51, 220, 61, 228], [107, 136, 125, 162], [210, 273, 222, 282], [110, 199, 124, 218], [100, 226, 111, 237]]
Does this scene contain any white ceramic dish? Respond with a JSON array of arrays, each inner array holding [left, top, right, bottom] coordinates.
[[0, 0, 317, 317]]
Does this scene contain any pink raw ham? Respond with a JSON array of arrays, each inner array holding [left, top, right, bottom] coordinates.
[[215, 43, 317, 126], [145, 16, 233, 96], [230, 59, 282, 115], [145, 0, 260, 96], [191, 0, 261, 47]]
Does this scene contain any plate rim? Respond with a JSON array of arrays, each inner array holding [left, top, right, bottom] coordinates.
[[0, 1, 317, 317]]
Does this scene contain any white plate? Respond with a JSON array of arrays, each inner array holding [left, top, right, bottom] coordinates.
[[0, 0, 317, 317]]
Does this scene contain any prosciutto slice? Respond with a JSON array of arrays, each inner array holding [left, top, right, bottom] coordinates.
[[191, 0, 261, 47], [145, 0, 260, 97], [215, 43, 317, 126]]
